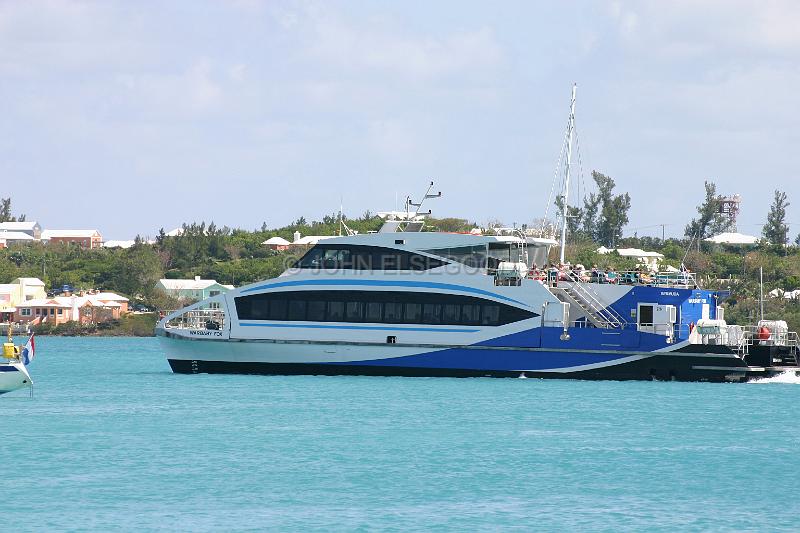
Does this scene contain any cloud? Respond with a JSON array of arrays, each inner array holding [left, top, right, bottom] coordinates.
[[286, 5, 505, 81]]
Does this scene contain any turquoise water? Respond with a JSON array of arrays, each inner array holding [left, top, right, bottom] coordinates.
[[3, 337, 800, 531]]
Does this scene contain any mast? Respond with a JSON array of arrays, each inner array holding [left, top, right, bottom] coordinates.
[[559, 83, 577, 265]]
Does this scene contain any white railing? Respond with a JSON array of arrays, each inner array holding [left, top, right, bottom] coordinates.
[[562, 272, 627, 328], [164, 308, 226, 331]]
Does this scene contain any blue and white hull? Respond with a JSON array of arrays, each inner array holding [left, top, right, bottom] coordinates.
[[156, 232, 799, 383], [0, 363, 31, 395]]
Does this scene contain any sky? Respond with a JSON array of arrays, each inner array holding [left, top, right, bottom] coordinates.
[[2, 0, 799, 240]]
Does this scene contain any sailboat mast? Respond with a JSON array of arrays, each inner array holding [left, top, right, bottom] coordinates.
[[559, 83, 577, 265]]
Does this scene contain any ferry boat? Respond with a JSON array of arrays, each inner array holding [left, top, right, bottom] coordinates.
[[1, 330, 35, 395], [155, 205, 800, 383], [156, 88, 799, 383]]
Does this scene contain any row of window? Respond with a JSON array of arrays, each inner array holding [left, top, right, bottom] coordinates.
[[294, 245, 448, 271], [235, 290, 536, 326], [20, 307, 63, 317]]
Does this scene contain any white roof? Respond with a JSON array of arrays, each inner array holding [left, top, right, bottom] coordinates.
[[0, 221, 39, 231], [262, 236, 291, 246], [91, 292, 129, 302], [166, 227, 185, 237], [14, 277, 45, 286], [103, 240, 136, 249], [616, 248, 664, 258], [705, 232, 760, 245], [42, 229, 101, 239], [307, 231, 556, 251], [0, 231, 35, 241], [18, 297, 72, 308], [597, 247, 663, 258], [18, 295, 123, 308], [158, 278, 226, 290]]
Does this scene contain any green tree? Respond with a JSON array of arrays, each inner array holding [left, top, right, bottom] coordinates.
[[591, 171, 631, 247], [0, 197, 25, 222], [762, 190, 790, 245], [554, 196, 584, 240], [685, 181, 732, 244]]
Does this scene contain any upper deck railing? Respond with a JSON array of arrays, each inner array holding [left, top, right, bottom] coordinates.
[[527, 268, 697, 289], [163, 308, 226, 331]]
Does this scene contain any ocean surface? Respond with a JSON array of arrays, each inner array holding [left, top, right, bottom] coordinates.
[[3, 336, 800, 531]]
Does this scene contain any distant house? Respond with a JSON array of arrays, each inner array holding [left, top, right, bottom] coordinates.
[[262, 236, 291, 251], [155, 277, 234, 301], [42, 229, 103, 249], [0, 221, 42, 240], [14, 293, 127, 326], [87, 291, 130, 313], [0, 277, 47, 321], [0, 230, 36, 246]]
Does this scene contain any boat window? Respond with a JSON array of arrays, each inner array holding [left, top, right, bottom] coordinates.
[[345, 301, 364, 322], [235, 290, 537, 326], [295, 244, 447, 271], [423, 303, 441, 324], [327, 301, 344, 321], [443, 304, 460, 323], [481, 305, 500, 325], [639, 304, 654, 325], [307, 300, 326, 321], [461, 304, 481, 325], [384, 301, 403, 323], [287, 300, 307, 321], [269, 299, 287, 320], [421, 245, 487, 269], [365, 302, 383, 322], [403, 302, 422, 323]]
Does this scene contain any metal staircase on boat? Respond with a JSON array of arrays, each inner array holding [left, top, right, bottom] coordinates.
[[551, 274, 627, 329]]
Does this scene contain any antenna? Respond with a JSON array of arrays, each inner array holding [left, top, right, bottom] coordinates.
[[395, 181, 442, 232], [559, 83, 577, 265], [404, 181, 441, 218]]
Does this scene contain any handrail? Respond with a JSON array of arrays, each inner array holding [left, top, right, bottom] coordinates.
[[554, 269, 697, 288], [562, 272, 627, 328], [164, 308, 226, 331]]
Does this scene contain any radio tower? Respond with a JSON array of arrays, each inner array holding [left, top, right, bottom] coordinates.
[[717, 193, 741, 231]]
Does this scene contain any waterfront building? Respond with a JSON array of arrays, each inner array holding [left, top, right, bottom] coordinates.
[[13, 293, 129, 326], [0, 277, 48, 321]]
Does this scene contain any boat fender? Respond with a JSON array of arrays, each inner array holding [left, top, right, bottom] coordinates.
[[2, 342, 16, 359], [758, 326, 771, 341]]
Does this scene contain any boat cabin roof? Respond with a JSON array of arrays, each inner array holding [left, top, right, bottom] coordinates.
[[316, 232, 557, 251]]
